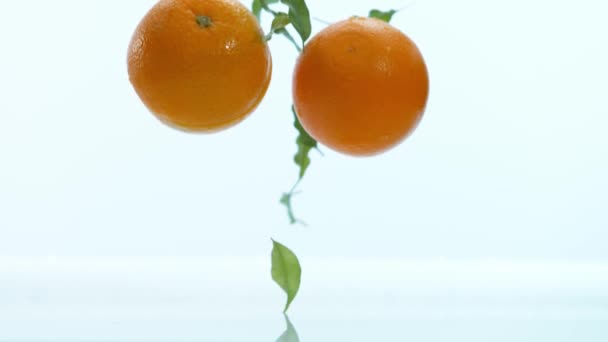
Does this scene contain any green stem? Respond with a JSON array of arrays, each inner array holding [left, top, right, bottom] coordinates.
[[259, 0, 279, 16], [196, 15, 212, 28]]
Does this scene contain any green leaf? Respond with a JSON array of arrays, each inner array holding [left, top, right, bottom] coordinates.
[[276, 314, 300, 342], [279, 107, 317, 225], [292, 106, 317, 179], [280, 0, 312, 43], [265, 12, 291, 41], [271, 239, 302, 312], [252, 0, 262, 20], [272, 12, 291, 31], [369, 9, 397, 23], [265, 13, 303, 52], [280, 193, 297, 225]]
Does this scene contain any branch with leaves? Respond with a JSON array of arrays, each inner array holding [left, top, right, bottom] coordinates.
[[253, 0, 317, 225], [254, 0, 400, 312]]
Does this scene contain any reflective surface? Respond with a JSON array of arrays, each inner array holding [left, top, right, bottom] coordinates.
[[1, 258, 607, 341]]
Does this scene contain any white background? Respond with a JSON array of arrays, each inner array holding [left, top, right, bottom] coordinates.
[[1, 0, 606, 259], [0, 0, 607, 340]]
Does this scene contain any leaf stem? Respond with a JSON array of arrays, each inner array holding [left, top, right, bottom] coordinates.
[[313, 16, 332, 26], [290, 178, 301, 194], [278, 29, 302, 52], [196, 15, 213, 28], [259, 0, 279, 16]]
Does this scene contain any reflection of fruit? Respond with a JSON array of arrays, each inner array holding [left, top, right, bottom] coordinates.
[[128, 0, 272, 132], [292, 17, 429, 156]]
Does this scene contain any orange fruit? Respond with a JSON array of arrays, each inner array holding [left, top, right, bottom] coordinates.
[[128, 0, 272, 132], [292, 17, 429, 156]]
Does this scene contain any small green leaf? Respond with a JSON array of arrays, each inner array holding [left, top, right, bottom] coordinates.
[[280, 193, 297, 225], [276, 314, 300, 342], [292, 106, 317, 179], [280, 0, 312, 43], [279, 106, 318, 225], [265, 12, 291, 41], [369, 9, 397, 23], [252, 0, 262, 20], [272, 12, 291, 30], [271, 239, 302, 312]]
